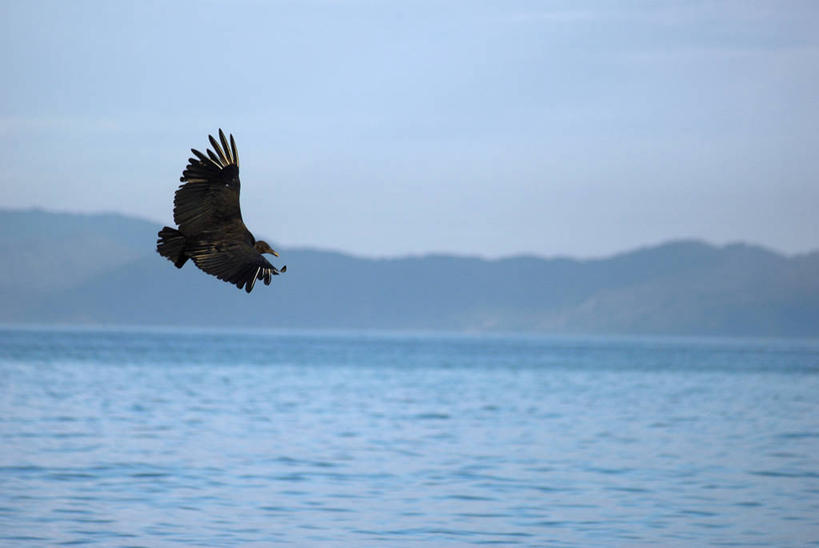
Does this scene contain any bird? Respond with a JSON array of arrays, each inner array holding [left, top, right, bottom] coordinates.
[[156, 129, 286, 293]]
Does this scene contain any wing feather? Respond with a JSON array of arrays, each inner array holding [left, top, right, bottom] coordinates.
[[219, 129, 233, 164], [188, 239, 276, 293], [209, 134, 229, 165], [230, 134, 239, 167], [173, 130, 243, 235], [206, 148, 221, 164]]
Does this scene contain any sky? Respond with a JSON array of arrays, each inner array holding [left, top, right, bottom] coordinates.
[[1, 0, 817, 258]]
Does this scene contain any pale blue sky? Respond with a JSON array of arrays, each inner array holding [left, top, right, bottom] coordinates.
[[1, 1, 817, 258]]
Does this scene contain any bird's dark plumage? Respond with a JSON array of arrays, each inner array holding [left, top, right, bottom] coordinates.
[[156, 130, 285, 293]]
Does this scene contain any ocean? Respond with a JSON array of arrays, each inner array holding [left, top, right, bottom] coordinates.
[[0, 327, 817, 546]]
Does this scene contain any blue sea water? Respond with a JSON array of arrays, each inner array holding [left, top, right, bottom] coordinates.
[[0, 327, 818, 546]]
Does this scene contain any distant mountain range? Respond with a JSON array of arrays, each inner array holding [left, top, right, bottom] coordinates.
[[2, 208, 818, 336]]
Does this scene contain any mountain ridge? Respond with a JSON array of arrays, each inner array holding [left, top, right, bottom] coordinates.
[[2, 208, 817, 336]]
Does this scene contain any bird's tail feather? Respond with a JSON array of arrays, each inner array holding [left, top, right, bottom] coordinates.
[[156, 227, 188, 268]]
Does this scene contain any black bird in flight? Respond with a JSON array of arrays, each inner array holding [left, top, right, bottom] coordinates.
[[156, 129, 285, 293]]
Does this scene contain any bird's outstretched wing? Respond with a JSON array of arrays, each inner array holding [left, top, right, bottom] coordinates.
[[188, 239, 279, 293], [174, 129, 243, 235]]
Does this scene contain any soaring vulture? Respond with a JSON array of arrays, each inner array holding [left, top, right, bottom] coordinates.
[[156, 129, 285, 293]]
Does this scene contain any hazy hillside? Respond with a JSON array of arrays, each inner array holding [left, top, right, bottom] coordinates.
[[0, 209, 154, 291], [2, 209, 818, 336]]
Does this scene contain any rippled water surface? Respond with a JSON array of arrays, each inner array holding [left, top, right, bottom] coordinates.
[[1, 327, 818, 546]]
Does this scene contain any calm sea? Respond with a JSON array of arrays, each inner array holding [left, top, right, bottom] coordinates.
[[1, 327, 818, 546]]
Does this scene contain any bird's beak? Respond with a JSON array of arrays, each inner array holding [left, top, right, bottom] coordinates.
[[272, 250, 279, 257]]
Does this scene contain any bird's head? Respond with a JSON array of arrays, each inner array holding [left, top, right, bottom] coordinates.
[[254, 240, 279, 257]]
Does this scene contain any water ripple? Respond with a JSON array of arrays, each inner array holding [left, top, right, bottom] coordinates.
[[0, 327, 818, 546]]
